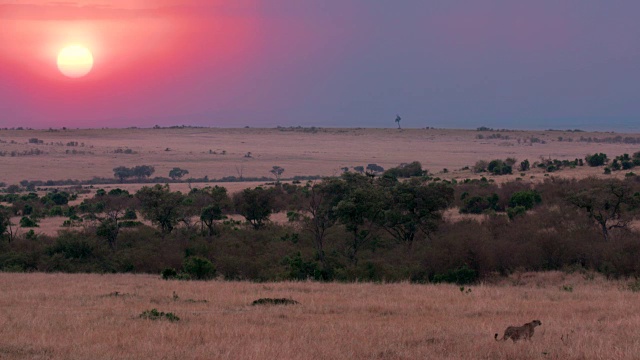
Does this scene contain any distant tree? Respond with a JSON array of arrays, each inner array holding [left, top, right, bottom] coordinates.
[[395, 114, 402, 129], [113, 166, 132, 182], [233, 187, 274, 229], [519, 159, 530, 172], [270, 166, 285, 184], [169, 167, 189, 180], [366, 164, 385, 176], [132, 165, 155, 179], [383, 161, 425, 178], [353, 166, 365, 174]]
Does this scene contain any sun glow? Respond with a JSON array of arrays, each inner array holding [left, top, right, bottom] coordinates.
[[57, 45, 94, 78]]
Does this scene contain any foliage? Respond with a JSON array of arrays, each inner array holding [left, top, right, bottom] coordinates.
[[168, 167, 189, 180], [233, 187, 274, 229], [460, 194, 499, 214], [113, 165, 155, 181], [19, 216, 38, 228], [251, 298, 299, 306], [568, 180, 638, 240], [432, 265, 479, 285], [136, 184, 185, 234], [487, 159, 512, 175], [378, 180, 454, 247], [139, 309, 180, 322], [585, 153, 608, 167], [182, 256, 216, 280], [383, 161, 425, 178], [509, 190, 542, 210], [269, 166, 285, 183]]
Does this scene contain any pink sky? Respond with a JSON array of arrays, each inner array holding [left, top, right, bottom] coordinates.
[[1, 1, 640, 130]]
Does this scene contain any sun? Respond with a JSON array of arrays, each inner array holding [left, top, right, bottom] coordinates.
[[57, 45, 94, 78]]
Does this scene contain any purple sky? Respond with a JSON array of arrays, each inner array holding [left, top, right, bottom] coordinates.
[[1, 1, 640, 130]]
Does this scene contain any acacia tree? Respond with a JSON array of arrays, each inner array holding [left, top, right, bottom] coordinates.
[[568, 180, 639, 241], [136, 184, 185, 234], [300, 179, 346, 268], [270, 166, 285, 184], [93, 189, 137, 248], [200, 205, 223, 236], [169, 167, 189, 180], [233, 187, 274, 229], [334, 184, 384, 265], [378, 179, 454, 248]]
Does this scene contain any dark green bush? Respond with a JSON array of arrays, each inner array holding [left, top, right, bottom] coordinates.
[[161, 268, 178, 280], [19, 216, 38, 228], [432, 265, 478, 285], [182, 256, 216, 280]]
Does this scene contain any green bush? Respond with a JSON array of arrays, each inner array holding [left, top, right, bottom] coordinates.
[[161, 268, 178, 280], [139, 309, 180, 322], [19, 216, 38, 228], [432, 265, 478, 285], [585, 153, 607, 166], [182, 256, 216, 280], [507, 205, 527, 219], [509, 190, 542, 210]]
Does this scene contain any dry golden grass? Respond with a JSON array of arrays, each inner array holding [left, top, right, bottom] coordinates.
[[1, 127, 638, 185], [0, 272, 638, 359]]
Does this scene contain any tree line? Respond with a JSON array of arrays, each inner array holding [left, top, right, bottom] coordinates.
[[1, 160, 640, 282]]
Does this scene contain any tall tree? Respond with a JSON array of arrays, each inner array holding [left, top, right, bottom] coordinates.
[[378, 179, 454, 248], [233, 187, 274, 229], [169, 167, 189, 180], [334, 173, 382, 265], [270, 166, 285, 184], [568, 180, 639, 241], [136, 184, 185, 234], [301, 179, 346, 267]]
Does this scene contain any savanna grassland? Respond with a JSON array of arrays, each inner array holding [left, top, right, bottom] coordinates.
[[1, 127, 639, 186], [3, 127, 640, 359], [1, 272, 639, 360]]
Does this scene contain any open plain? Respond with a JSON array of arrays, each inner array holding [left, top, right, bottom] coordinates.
[[2, 127, 640, 359], [1, 272, 639, 360], [1, 127, 639, 186]]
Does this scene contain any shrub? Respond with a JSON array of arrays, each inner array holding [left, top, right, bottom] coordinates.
[[161, 268, 178, 280], [487, 159, 512, 175], [509, 190, 542, 210], [139, 309, 180, 322], [19, 216, 38, 228], [585, 153, 607, 166], [383, 161, 425, 178], [251, 298, 299, 306], [182, 256, 216, 280], [507, 205, 527, 219], [432, 265, 478, 285]]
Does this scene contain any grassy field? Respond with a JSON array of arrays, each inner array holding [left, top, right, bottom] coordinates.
[[0, 272, 638, 359], [1, 127, 639, 185]]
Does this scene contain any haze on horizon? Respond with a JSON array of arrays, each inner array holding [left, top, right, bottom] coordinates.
[[1, 0, 639, 131]]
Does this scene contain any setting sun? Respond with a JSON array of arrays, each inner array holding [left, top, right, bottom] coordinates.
[[57, 45, 94, 78]]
